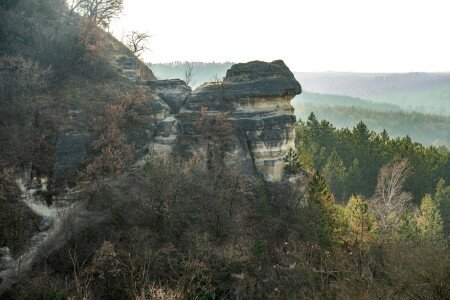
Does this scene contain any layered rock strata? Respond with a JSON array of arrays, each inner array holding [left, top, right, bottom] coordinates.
[[53, 58, 301, 182], [151, 60, 301, 181]]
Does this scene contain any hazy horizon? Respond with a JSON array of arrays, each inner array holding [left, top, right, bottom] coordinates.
[[111, 0, 450, 73], [150, 61, 450, 74]]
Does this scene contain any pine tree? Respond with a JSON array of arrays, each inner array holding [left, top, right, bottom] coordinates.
[[416, 194, 444, 238], [297, 143, 314, 173], [307, 172, 337, 248], [344, 195, 377, 247], [322, 148, 348, 202], [347, 158, 363, 196], [396, 211, 420, 238], [434, 178, 450, 235], [283, 147, 301, 174]]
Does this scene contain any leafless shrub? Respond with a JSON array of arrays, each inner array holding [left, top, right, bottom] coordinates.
[[184, 62, 196, 87], [67, 0, 123, 29], [82, 103, 133, 179], [125, 31, 151, 57]]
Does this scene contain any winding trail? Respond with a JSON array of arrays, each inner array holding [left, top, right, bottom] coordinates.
[[0, 179, 83, 292]]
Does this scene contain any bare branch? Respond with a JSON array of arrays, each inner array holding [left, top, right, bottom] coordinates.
[[125, 31, 151, 57], [370, 158, 413, 232]]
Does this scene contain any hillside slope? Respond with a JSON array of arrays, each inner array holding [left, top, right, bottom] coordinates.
[[295, 72, 450, 115]]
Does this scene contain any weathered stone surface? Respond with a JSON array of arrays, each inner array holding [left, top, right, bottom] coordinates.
[[151, 60, 302, 181], [53, 60, 301, 182], [54, 133, 91, 181], [114, 55, 156, 81], [186, 60, 301, 111], [147, 79, 192, 113]]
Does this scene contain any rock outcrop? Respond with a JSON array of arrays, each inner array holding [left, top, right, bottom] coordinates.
[[53, 57, 301, 183], [150, 60, 301, 181], [147, 79, 192, 113], [54, 133, 92, 182]]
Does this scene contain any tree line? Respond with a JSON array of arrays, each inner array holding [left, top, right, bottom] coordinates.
[[294, 103, 450, 148], [285, 113, 450, 239]]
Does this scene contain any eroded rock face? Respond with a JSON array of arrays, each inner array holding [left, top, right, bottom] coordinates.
[[151, 60, 301, 181], [147, 79, 192, 113], [53, 59, 301, 183], [54, 133, 92, 182]]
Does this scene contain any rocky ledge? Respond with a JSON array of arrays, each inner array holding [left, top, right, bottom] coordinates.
[[151, 60, 301, 181], [53, 59, 301, 182]]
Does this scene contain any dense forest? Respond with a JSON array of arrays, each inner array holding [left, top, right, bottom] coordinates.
[[292, 113, 449, 202], [294, 102, 450, 148]]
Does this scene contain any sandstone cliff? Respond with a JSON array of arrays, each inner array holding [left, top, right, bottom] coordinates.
[[54, 57, 301, 182], [150, 60, 302, 180]]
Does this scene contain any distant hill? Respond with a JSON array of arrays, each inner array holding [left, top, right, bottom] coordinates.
[[150, 61, 233, 88], [293, 92, 401, 112], [147, 62, 450, 146], [294, 72, 450, 115]]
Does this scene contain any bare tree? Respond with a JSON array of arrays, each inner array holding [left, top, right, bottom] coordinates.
[[370, 158, 413, 232], [67, 0, 85, 14], [125, 31, 150, 57], [211, 73, 223, 82], [67, 0, 123, 28], [184, 62, 196, 87]]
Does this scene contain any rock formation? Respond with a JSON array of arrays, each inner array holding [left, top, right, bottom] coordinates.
[[150, 60, 301, 181], [53, 57, 301, 182]]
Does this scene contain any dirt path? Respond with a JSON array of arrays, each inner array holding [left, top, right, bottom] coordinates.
[[0, 179, 85, 292]]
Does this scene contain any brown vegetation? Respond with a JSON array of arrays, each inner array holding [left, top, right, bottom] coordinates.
[[4, 156, 448, 299]]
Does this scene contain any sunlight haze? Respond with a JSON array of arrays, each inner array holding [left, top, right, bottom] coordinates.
[[110, 0, 450, 72]]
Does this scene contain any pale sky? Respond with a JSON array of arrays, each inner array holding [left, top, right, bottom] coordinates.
[[110, 0, 450, 72]]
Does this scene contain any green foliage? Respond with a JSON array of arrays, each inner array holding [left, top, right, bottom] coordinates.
[[283, 147, 301, 174], [434, 178, 450, 235], [396, 211, 420, 238], [307, 172, 338, 248], [294, 103, 450, 148], [322, 148, 348, 201], [343, 195, 377, 247], [416, 194, 444, 238], [252, 236, 267, 264], [295, 114, 449, 202]]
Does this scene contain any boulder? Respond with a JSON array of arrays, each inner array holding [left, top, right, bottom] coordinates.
[[53, 133, 92, 182], [147, 79, 192, 113]]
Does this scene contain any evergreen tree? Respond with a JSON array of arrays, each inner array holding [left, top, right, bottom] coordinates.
[[283, 147, 301, 174], [297, 143, 314, 173], [307, 172, 337, 248], [346, 158, 363, 196], [416, 194, 444, 238], [322, 148, 348, 201], [396, 211, 420, 238], [434, 178, 450, 235], [344, 195, 377, 247]]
